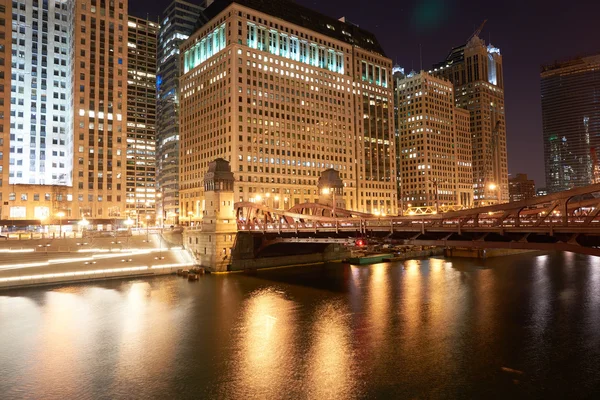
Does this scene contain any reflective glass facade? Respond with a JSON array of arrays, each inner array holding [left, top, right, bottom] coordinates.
[[156, 0, 205, 225], [541, 54, 600, 193]]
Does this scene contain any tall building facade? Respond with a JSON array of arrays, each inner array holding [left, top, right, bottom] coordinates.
[[396, 71, 472, 211], [72, 0, 128, 220], [433, 34, 508, 206], [541, 54, 600, 193], [0, 0, 130, 222], [509, 173, 535, 202], [156, 0, 205, 225], [8, 0, 73, 188], [0, 2, 11, 214], [178, 0, 397, 219], [127, 16, 158, 221]]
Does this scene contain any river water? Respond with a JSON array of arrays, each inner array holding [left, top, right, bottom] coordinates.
[[1, 252, 600, 399]]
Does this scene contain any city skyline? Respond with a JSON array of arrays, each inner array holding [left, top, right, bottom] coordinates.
[[130, 0, 600, 188]]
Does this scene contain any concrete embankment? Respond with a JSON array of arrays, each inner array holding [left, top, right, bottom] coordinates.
[[0, 233, 194, 290]]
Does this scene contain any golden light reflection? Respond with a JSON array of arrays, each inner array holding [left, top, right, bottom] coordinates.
[[114, 282, 179, 390], [366, 263, 390, 359], [29, 291, 89, 399], [426, 258, 455, 360], [236, 289, 297, 398], [307, 302, 356, 399], [402, 259, 422, 345]]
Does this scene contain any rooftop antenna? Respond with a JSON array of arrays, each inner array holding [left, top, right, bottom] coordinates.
[[419, 44, 423, 71]]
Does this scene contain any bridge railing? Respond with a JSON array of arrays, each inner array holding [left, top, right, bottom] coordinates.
[[236, 214, 600, 234]]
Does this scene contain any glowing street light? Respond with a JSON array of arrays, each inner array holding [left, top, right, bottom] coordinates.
[[124, 218, 134, 229], [78, 218, 90, 235], [40, 215, 47, 234], [488, 183, 497, 191], [146, 215, 151, 240], [56, 211, 65, 237], [321, 187, 336, 216], [187, 211, 194, 226]]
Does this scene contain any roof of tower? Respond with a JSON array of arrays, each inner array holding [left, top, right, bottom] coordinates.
[[199, 0, 386, 56]]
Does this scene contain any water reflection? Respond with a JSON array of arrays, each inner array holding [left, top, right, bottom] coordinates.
[[366, 263, 390, 354], [234, 288, 298, 399], [307, 301, 357, 399], [2, 253, 600, 398]]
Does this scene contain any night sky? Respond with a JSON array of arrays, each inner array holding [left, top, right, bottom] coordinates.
[[130, 0, 600, 188]]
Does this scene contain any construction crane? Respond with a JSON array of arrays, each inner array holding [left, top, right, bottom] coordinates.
[[467, 20, 487, 43]]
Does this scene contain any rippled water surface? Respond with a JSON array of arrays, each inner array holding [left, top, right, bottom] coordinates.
[[2, 252, 600, 399]]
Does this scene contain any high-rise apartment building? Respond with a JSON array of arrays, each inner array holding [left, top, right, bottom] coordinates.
[[127, 16, 158, 221], [8, 0, 73, 188], [73, 0, 128, 220], [1, 0, 76, 221], [509, 173, 535, 202], [178, 0, 397, 219], [0, 1, 160, 224], [0, 3, 10, 212], [541, 54, 600, 193], [392, 65, 406, 208], [156, 0, 205, 225], [432, 33, 508, 206], [396, 71, 473, 211]]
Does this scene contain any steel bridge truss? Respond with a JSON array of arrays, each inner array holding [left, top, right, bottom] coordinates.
[[234, 184, 600, 255]]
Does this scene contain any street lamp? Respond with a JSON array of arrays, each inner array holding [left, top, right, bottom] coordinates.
[[40, 215, 47, 235], [322, 187, 336, 217], [188, 211, 194, 227], [146, 215, 151, 241], [124, 217, 134, 231], [488, 183, 498, 203], [429, 179, 441, 215], [78, 218, 90, 236], [157, 191, 165, 228], [56, 211, 65, 238]]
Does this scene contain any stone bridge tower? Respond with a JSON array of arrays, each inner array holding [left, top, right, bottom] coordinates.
[[184, 158, 237, 272], [317, 168, 346, 214]]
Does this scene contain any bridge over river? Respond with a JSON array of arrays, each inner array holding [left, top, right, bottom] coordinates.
[[230, 183, 600, 258]]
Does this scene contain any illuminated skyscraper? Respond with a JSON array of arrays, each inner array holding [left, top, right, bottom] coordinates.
[[72, 0, 129, 220], [541, 54, 600, 193], [395, 71, 473, 212], [433, 33, 508, 206], [178, 0, 397, 218], [0, 3, 10, 211], [127, 16, 158, 221], [156, 0, 205, 225], [8, 0, 74, 187]]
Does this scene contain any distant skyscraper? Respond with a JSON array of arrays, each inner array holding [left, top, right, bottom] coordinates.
[[509, 173, 535, 202], [127, 16, 158, 221], [395, 71, 473, 211], [541, 54, 600, 193], [156, 0, 205, 225], [432, 32, 508, 206], [179, 0, 397, 217]]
